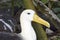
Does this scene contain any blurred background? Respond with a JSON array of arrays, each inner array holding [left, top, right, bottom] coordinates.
[[0, 0, 60, 40]]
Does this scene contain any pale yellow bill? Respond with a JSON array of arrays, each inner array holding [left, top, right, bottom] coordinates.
[[33, 13, 50, 28]]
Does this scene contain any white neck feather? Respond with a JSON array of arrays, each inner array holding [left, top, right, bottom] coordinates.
[[19, 18, 36, 40]]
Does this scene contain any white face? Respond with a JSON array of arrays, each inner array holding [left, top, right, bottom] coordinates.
[[20, 9, 35, 21], [20, 9, 50, 28]]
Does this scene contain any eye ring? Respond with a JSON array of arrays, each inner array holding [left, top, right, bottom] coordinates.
[[27, 13, 30, 15]]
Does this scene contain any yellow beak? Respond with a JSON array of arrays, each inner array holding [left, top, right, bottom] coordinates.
[[33, 13, 50, 28]]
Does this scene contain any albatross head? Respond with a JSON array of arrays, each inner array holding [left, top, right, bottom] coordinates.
[[20, 9, 50, 28]]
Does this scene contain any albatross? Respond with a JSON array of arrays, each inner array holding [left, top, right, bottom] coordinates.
[[18, 9, 50, 40]]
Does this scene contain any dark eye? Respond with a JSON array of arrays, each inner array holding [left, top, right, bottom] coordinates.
[[27, 13, 30, 15]]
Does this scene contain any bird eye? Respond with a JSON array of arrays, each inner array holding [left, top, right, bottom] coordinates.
[[27, 13, 30, 15]]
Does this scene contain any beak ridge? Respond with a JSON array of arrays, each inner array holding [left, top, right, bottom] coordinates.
[[33, 13, 50, 28]]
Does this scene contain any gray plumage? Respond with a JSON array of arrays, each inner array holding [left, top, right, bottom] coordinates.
[[0, 32, 22, 40]]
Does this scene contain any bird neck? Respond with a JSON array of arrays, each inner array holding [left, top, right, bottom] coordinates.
[[20, 19, 32, 34], [20, 19, 36, 40]]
